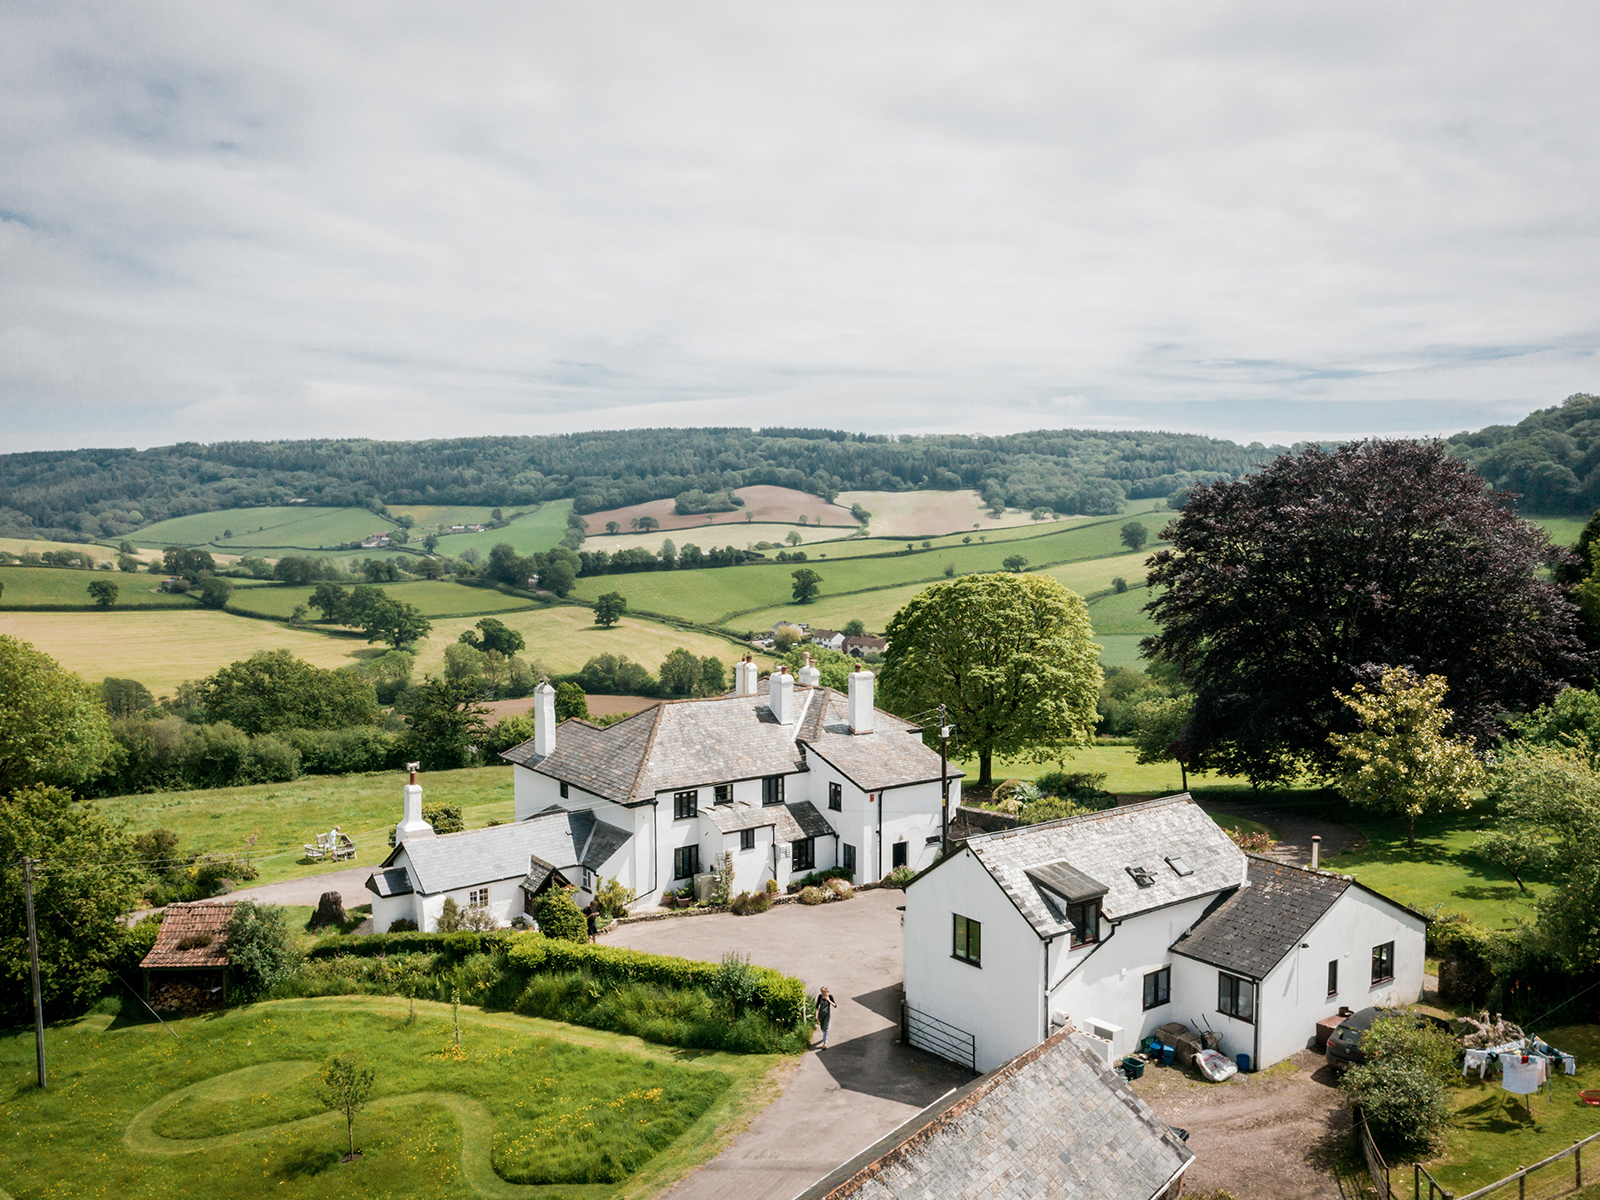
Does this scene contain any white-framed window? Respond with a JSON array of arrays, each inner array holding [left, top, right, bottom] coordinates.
[[468, 888, 489, 909]]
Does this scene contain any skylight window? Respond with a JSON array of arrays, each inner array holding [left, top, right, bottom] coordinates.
[[1126, 866, 1155, 888], [1166, 856, 1193, 877]]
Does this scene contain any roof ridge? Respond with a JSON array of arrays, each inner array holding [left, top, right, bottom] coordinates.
[[967, 793, 1194, 845], [1245, 851, 1354, 883], [626, 703, 668, 802]]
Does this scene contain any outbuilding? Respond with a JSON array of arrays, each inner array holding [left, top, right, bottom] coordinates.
[[140, 902, 237, 1012]]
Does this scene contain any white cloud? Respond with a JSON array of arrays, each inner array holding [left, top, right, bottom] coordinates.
[[0, 2, 1597, 449]]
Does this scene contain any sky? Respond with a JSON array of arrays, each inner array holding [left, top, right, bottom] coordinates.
[[2, 3, 1598, 452]]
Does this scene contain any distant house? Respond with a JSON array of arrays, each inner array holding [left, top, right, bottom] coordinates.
[[797, 1026, 1193, 1200], [810, 629, 846, 651], [772, 621, 812, 636], [140, 902, 238, 1011], [843, 635, 888, 656], [360, 533, 391, 549], [903, 795, 1425, 1073], [465, 524, 486, 532]]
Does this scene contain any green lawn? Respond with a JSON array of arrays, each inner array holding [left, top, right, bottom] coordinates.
[[434, 501, 576, 559], [1527, 513, 1588, 548], [0, 566, 200, 609], [0, 997, 778, 1198], [229, 581, 541, 620], [1419, 1024, 1600, 1194], [97, 766, 518, 887], [132, 507, 395, 552]]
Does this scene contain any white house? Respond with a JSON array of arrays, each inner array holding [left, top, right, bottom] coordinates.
[[903, 795, 1425, 1073], [366, 768, 631, 932], [809, 629, 846, 652], [502, 661, 961, 904], [366, 664, 961, 931]]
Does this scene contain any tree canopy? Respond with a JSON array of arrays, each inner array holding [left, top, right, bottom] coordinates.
[[594, 592, 627, 627], [791, 568, 822, 603], [1145, 440, 1594, 784], [880, 573, 1101, 788], [0, 784, 144, 1024], [0, 636, 115, 795], [400, 677, 490, 771], [196, 650, 382, 734]]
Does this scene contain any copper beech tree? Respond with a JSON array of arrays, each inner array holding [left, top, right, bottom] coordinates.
[[1144, 440, 1595, 786]]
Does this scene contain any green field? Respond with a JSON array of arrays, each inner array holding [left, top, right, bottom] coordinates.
[[410, 606, 766, 681], [573, 510, 1168, 627], [1, 998, 776, 1199], [433, 501, 576, 559], [230, 580, 542, 620], [1527, 513, 1588, 547], [132, 507, 397, 553], [1095, 634, 1147, 669], [0, 535, 128, 566], [384, 504, 505, 528], [0, 566, 200, 609], [97, 765, 518, 886]]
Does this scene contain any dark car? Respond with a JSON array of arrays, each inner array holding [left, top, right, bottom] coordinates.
[[1325, 1007, 1382, 1068], [1326, 1007, 1451, 1068]]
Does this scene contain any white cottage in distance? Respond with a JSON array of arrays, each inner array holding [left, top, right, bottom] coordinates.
[[903, 795, 1424, 1074], [368, 660, 961, 931]]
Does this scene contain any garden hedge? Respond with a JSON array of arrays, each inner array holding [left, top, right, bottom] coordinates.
[[505, 935, 807, 1026], [307, 930, 510, 960]]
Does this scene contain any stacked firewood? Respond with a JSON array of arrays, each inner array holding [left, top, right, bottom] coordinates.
[[149, 980, 224, 1013]]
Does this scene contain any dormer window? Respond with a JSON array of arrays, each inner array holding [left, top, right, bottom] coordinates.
[[1127, 866, 1155, 888], [1166, 856, 1193, 877], [1067, 900, 1100, 948]]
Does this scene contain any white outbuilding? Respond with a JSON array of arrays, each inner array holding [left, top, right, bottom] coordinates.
[[902, 794, 1425, 1073]]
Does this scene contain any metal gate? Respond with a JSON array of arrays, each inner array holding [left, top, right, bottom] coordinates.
[[902, 1002, 977, 1073]]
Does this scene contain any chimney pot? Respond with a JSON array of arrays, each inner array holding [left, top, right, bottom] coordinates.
[[848, 668, 875, 734]]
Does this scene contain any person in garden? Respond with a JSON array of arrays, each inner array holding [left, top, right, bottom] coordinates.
[[815, 986, 838, 1049], [585, 899, 599, 942]]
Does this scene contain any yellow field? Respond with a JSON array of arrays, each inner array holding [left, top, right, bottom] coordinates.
[[0, 537, 129, 566], [0, 610, 372, 694], [835, 490, 1042, 537], [578, 522, 853, 556], [412, 604, 766, 679]]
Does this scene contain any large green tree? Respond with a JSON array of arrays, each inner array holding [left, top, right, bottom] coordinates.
[[0, 785, 144, 1024], [401, 676, 491, 770], [458, 617, 524, 656], [1145, 440, 1594, 785], [594, 592, 627, 627], [0, 636, 115, 795], [880, 574, 1101, 788], [196, 650, 382, 734]]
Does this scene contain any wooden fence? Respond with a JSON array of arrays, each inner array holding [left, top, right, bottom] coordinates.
[[1396, 1129, 1600, 1200]]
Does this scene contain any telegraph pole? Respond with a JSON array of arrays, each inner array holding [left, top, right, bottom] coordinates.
[[938, 705, 951, 854], [23, 857, 46, 1089]]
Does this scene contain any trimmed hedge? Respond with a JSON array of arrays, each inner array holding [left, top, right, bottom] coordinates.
[[307, 930, 509, 960], [506, 934, 807, 1027]]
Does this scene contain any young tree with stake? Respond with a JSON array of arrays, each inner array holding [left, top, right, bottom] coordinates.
[[315, 1054, 375, 1163]]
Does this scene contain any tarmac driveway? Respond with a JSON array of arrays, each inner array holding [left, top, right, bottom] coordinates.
[[606, 888, 972, 1200]]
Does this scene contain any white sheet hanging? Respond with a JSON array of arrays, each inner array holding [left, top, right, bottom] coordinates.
[[1501, 1056, 1547, 1096]]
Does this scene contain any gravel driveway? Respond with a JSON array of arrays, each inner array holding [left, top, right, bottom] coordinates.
[[1133, 1048, 1353, 1199], [605, 888, 972, 1200]]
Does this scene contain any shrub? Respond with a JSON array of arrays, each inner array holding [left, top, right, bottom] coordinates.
[[1224, 825, 1278, 853], [225, 901, 298, 1000], [595, 876, 637, 919], [797, 886, 827, 906], [825, 878, 854, 900], [1016, 796, 1097, 826], [884, 866, 916, 888], [286, 726, 403, 776], [1034, 770, 1115, 807], [713, 851, 735, 906], [793, 866, 853, 890], [730, 890, 772, 916], [714, 951, 760, 1018], [436, 898, 464, 933], [306, 930, 504, 960], [387, 801, 465, 847], [765, 878, 779, 894], [387, 918, 418, 933], [459, 907, 499, 932], [1340, 1012, 1458, 1156], [534, 888, 589, 942]]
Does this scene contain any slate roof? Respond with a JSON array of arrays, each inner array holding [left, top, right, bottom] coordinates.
[[501, 683, 957, 802], [1169, 855, 1354, 980], [142, 902, 237, 970], [955, 796, 1246, 938], [373, 807, 631, 896], [368, 868, 414, 898], [797, 1028, 1192, 1200], [698, 798, 836, 842]]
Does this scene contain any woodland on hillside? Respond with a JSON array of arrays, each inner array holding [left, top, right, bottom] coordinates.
[[0, 427, 1282, 541], [1447, 393, 1600, 513]]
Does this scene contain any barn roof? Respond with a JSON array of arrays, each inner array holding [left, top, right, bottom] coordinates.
[[140, 902, 237, 970]]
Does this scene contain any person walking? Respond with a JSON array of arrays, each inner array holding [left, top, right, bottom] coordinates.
[[585, 900, 599, 943], [815, 986, 838, 1050]]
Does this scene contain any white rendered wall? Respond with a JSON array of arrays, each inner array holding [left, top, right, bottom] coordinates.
[[1254, 888, 1427, 1066], [1168, 954, 1257, 1064], [370, 892, 416, 933], [903, 849, 1044, 1073], [1047, 896, 1219, 1060], [413, 876, 528, 932]]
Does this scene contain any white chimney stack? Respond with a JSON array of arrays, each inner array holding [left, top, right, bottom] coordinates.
[[739, 656, 759, 696], [534, 679, 557, 757], [848, 668, 875, 734], [1311, 835, 1321, 870], [771, 667, 796, 724], [396, 763, 436, 843], [798, 652, 821, 688]]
